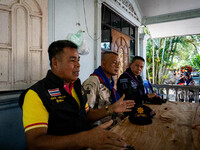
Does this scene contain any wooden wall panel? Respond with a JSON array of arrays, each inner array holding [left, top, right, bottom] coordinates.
[[0, 11, 10, 44], [0, 0, 17, 6], [14, 7, 28, 83], [0, 0, 48, 91], [30, 51, 41, 81], [0, 50, 9, 82], [111, 29, 130, 87], [0, 10, 11, 84], [31, 17, 41, 48], [112, 29, 130, 73], [24, 0, 41, 13]]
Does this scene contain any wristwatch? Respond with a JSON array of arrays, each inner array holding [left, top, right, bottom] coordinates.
[[105, 105, 111, 116]]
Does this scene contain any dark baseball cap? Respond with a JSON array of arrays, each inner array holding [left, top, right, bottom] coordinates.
[[146, 96, 166, 105], [129, 105, 156, 125]]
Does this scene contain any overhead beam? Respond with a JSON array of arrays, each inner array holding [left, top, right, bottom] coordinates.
[[142, 8, 200, 25]]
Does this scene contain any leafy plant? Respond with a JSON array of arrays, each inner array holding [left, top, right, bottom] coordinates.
[[145, 28, 200, 84]]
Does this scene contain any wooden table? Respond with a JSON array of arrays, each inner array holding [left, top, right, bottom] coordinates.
[[111, 102, 200, 150]]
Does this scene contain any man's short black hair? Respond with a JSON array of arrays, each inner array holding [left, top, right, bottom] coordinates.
[[48, 40, 78, 66], [131, 56, 145, 63], [101, 51, 118, 61]]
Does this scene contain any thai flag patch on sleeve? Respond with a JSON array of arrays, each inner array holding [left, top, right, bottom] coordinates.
[[48, 88, 61, 96]]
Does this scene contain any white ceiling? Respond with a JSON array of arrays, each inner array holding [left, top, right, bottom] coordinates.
[[135, 0, 200, 38]]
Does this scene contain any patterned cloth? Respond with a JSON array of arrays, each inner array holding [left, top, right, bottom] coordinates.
[[91, 66, 120, 104], [83, 66, 122, 125]]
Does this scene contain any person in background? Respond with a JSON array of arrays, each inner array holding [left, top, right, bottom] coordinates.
[[83, 51, 135, 125], [185, 71, 196, 102], [19, 40, 132, 150], [185, 71, 196, 86], [177, 73, 186, 85], [177, 72, 186, 101], [178, 71, 196, 102], [117, 56, 159, 106]]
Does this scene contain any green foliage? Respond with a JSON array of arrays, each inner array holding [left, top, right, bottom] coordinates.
[[190, 54, 200, 69], [162, 75, 168, 80], [146, 31, 200, 84], [143, 27, 149, 34]]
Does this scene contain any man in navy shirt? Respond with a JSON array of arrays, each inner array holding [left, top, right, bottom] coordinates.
[[117, 56, 159, 105]]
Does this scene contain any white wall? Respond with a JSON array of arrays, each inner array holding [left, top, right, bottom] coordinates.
[[48, 0, 98, 82], [48, 0, 144, 82]]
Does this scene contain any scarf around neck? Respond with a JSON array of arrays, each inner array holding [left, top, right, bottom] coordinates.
[[90, 66, 120, 104]]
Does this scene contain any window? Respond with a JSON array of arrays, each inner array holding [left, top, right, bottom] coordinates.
[[130, 39, 135, 62], [101, 25, 111, 50], [121, 19, 130, 35], [111, 12, 121, 31], [101, 4, 136, 60], [102, 6, 111, 25], [130, 26, 135, 38]]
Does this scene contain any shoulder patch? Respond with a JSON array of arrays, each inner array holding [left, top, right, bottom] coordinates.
[[119, 78, 128, 83], [131, 81, 137, 89]]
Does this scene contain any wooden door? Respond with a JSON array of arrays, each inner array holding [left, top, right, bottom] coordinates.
[[111, 29, 130, 87], [0, 0, 48, 91]]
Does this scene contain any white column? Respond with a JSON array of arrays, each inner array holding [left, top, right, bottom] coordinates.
[[139, 33, 149, 80], [135, 27, 140, 56], [48, 0, 55, 45], [152, 41, 155, 84], [94, 0, 102, 69]]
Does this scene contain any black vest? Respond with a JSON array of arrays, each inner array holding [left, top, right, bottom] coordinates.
[[117, 68, 148, 105], [19, 70, 91, 135]]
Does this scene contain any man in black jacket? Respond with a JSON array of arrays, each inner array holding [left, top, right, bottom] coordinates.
[[19, 40, 134, 150], [117, 56, 159, 105]]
